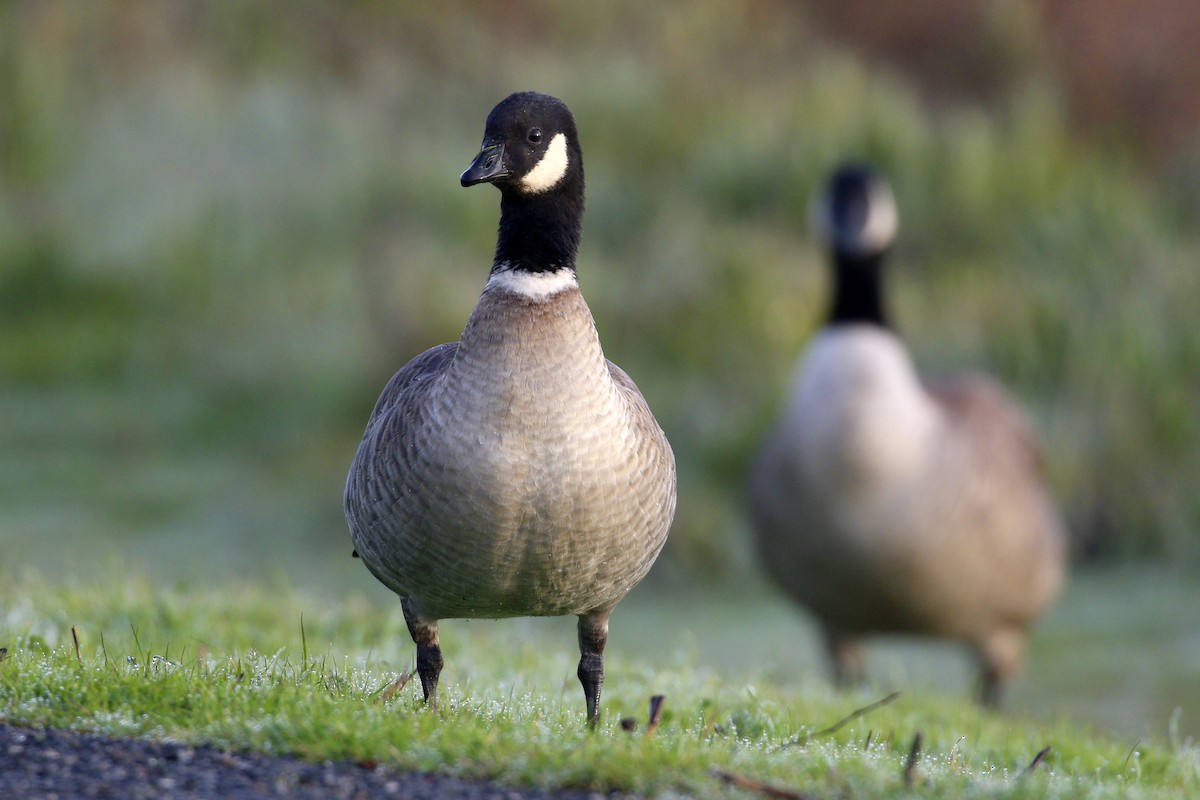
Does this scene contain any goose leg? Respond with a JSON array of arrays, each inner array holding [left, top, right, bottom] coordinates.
[[577, 610, 611, 727], [977, 627, 1024, 708], [978, 667, 1003, 708], [402, 598, 443, 710], [824, 627, 866, 688]]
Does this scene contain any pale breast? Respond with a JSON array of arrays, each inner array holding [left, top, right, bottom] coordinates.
[[781, 326, 937, 513]]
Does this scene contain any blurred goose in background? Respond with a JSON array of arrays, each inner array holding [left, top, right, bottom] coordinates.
[[344, 92, 676, 726], [747, 164, 1066, 705]]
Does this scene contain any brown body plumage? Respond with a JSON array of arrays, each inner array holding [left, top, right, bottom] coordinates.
[[347, 284, 674, 622]]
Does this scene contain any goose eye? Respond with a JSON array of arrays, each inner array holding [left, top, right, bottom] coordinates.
[[527, 128, 543, 144]]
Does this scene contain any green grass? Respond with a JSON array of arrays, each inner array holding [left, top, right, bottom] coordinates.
[[2, 572, 1197, 798]]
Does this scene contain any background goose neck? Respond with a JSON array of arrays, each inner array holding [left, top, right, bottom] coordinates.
[[828, 251, 890, 329]]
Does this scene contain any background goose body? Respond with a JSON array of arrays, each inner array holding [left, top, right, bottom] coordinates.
[[344, 92, 676, 724], [749, 165, 1066, 703]]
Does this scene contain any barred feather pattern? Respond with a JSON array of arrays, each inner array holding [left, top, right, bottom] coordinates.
[[345, 283, 676, 622]]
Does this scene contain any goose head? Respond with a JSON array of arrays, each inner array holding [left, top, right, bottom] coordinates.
[[461, 92, 585, 274], [812, 164, 899, 261], [461, 91, 583, 198]]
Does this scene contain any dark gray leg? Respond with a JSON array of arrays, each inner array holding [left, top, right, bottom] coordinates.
[[978, 666, 1003, 708], [824, 627, 866, 688], [401, 598, 443, 710], [577, 610, 611, 727], [977, 628, 1024, 708]]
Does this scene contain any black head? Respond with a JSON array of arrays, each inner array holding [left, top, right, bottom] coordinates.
[[460, 92, 583, 197], [811, 163, 898, 260]]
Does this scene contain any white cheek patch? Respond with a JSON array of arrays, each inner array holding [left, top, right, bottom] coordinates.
[[486, 266, 578, 300], [859, 180, 898, 252], [519, 133, 569, 194]]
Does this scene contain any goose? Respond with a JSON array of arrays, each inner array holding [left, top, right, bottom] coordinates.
[[344, 92, 676, 725], [747, 164, 1066, 705]]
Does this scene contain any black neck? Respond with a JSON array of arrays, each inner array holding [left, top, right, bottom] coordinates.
[[491, 176, 584, 273], [827, 250, 890, 328]]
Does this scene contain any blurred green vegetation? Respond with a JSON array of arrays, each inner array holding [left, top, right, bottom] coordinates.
[[1, 1, 1198, 583]]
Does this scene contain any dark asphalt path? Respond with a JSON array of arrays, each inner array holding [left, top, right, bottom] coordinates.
[[0, 722, 631, 800]]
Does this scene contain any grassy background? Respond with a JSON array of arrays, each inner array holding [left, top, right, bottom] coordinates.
[[2, 1, 1198, 574], [2, 0, 1199, 777]]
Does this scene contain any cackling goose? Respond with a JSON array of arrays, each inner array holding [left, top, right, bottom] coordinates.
[[344, 92, 677, 725]]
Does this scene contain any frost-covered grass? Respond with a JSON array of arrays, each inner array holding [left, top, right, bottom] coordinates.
[[2, 572, 1197, 798]]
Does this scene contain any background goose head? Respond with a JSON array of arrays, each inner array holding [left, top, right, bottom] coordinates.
[[461, 92, 585, 274], [812, 164, 899, 329]]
